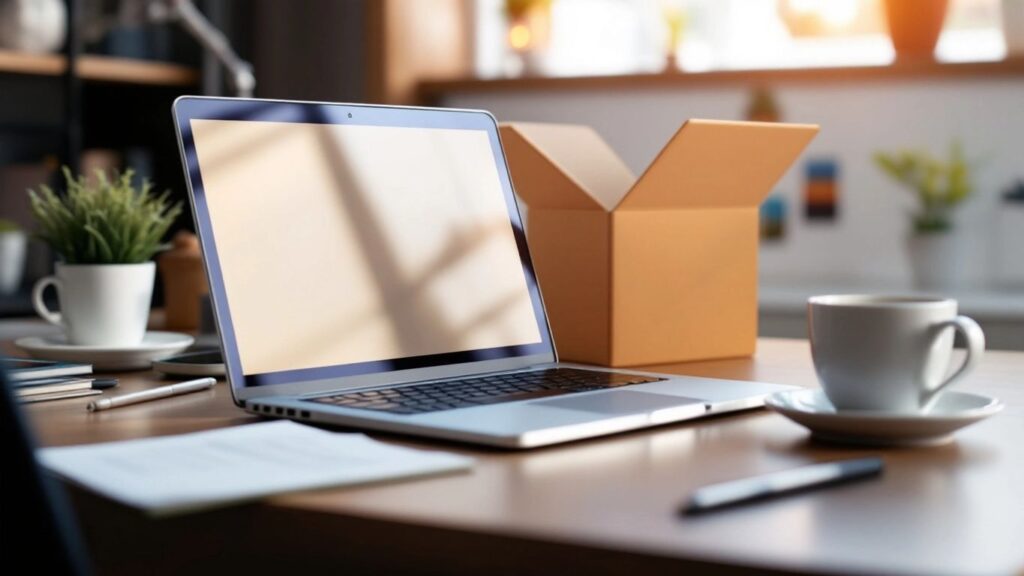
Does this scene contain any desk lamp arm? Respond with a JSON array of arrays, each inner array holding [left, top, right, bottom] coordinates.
[[148, 0, 255, 97]]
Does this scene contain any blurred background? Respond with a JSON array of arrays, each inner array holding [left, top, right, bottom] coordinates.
[[0, 0, 1021, 348]]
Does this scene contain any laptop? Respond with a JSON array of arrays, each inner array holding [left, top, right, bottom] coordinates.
[[172, 96, 794, 448]]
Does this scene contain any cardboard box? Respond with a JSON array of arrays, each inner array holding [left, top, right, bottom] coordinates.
[[500, 119, 818, 366]]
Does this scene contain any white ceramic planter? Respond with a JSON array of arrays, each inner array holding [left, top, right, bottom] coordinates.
[[1004, 0, 1024, 56], [906, 232, 967, 292], [0, 230, 27, 295], [996, 201, 1024, 288], [32, 262, 155, 346]]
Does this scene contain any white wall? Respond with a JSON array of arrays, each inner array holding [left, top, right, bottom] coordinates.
[[440, 77, 1024, 290]]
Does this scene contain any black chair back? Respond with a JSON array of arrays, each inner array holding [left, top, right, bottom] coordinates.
[[0, 366, 90, 575]]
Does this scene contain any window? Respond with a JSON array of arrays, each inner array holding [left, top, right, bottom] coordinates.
[[473, 0, 1007, 78]]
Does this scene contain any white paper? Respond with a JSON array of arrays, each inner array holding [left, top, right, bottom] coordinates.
[[38, 421, 473, 516]]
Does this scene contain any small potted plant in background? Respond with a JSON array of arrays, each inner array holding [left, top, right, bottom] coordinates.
[[997, 180, 1024, 288], [0, 218, 27, 295], [882, 0, 949, 60], [503, 0, 552, 76], [28, 168, 181, 347], [661, 1, 687, 72], [874, 142, 973, 291]]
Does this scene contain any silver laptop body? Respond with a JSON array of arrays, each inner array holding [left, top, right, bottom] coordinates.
[[173, 96, 793, 449]]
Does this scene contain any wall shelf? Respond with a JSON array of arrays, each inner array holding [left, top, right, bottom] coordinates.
[[420, 57, 1024, 100], [0, 49, 199, 87]]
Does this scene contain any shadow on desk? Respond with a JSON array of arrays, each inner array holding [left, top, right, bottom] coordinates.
[[66, 485, 799, 576]]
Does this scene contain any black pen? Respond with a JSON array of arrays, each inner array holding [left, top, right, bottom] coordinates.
[[681, 457, 884, 515], [91, 378, 119, 390]]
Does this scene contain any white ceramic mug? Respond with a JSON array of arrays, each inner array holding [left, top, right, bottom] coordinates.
[[33, 262, 155, 347], [808, 295, 985, 413]]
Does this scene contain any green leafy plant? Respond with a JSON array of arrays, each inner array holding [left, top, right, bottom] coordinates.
[[28, 168, 182, 264], [873, 142, 973, 234], [0, 218, 21, 233]]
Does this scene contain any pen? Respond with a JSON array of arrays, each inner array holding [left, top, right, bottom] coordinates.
[[91, 378, 119, 390], [87, 377, 217, 412], [681, 457, 884, 515]]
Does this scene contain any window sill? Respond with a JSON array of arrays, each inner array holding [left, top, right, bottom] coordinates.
[[420, 57, 1024, 101]]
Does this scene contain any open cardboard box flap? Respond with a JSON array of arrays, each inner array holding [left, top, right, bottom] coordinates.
[[501, 119, 818, 211], [499, 119, 818, 366], [499, 122, 634, 211]]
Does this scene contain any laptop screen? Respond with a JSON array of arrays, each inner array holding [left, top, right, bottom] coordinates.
[[175, 99, 553, 389]]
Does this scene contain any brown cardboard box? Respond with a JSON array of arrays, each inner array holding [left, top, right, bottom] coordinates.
[[500, 119, 818, 366]]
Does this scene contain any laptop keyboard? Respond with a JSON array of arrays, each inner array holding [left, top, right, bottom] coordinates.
[[307, 368, 666, 415]]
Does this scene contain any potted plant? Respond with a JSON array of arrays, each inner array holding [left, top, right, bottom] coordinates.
[[28, 168, 181, 346], [1004, 0, 1024, 56], [874, 143, 973, 291], [661, 3, 687, 72], [997, 180, 1024, 287], [883, 0, 949, 60], [0, 218, 27, 295], [503, 0, 552, 76]]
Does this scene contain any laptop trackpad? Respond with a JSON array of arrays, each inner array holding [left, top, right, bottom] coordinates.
[[534, 391, 706, 416]]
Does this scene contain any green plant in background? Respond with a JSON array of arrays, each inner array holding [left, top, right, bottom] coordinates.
[[662, 3, 688, 56], [873, 142, 973, 234], [0, 218, 21, 233], [28, 168, 182, 264]]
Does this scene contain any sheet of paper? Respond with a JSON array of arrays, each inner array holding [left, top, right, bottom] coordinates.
[[38, 421, 473, 516]]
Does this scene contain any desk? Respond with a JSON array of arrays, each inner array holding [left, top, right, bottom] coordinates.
[[17, 338, 1024, 576]]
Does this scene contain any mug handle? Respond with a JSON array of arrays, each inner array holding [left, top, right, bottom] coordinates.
[[920, 315, 985, 412], [32, 275, 65, 327]]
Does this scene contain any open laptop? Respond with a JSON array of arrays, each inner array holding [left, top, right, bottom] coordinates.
[[172, 96, 794, 448]]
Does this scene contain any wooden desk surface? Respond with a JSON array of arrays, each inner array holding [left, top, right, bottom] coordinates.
[[17, 338, 1024, 576]]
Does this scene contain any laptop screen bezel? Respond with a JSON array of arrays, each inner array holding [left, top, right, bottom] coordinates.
[[172, 97, 556, 402]]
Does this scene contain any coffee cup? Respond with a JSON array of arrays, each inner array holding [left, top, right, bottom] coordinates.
[[32, 262, 155, 347], [808, 295, 984, 413]]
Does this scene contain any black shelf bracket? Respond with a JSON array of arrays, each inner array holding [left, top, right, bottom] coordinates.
[[62, 0, 82, 177]]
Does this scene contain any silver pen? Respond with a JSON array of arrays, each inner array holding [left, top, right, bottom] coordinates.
[[87, 377, 217, 412]]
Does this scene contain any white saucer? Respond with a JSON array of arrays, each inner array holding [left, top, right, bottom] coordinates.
[[15, 331, 195, 372], [766, 389, 1003, 447]]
